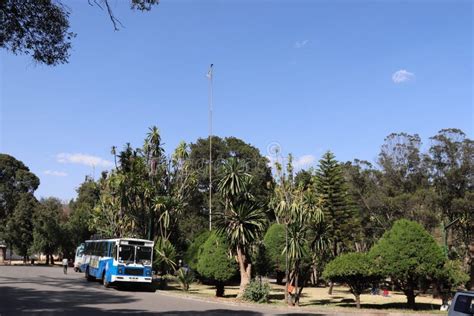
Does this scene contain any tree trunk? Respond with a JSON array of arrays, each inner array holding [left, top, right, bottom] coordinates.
[[236, 246, 250, 298], [216, 282, 225, 297], [405, 289, 416, 310], [328, 281, 334, 295], [50, 254, 54, 265], [46, 254, 50, 265], [294, 271, 299, 306], [276, 271, 284, 285], [355, 294, 361, 309]]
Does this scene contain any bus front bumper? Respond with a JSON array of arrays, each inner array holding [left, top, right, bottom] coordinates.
[[111, 275, 152, 283]]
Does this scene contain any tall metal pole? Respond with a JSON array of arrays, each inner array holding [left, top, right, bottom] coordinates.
[[207, 64, 214, 231]]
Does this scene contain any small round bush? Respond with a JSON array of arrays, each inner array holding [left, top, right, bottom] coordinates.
[[243, 279, 271, 303], [323, 252, 380, 308], [196, 231, 237, 297]]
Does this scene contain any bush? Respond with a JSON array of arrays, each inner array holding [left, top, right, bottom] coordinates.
[[184, 230, 211, 272], [242, 279, 271, 303], [435, 260, 469, 305], [369, 219, 445, 310], [323, 252, 381, 308], [263, 223, 286, 284], [177, 267, 195, 291], [196, 231, 238, 297]]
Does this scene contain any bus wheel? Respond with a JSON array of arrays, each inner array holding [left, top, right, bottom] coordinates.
[[103, 272, 110, 288], [85, 268, 94, 281]]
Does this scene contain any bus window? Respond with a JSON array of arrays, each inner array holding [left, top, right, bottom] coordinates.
[[112, 245, 118, 260], [118, 245, 135, 263], [136, 246, 152, 265]]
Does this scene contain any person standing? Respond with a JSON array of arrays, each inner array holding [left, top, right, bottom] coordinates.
[[62, 257, 68, 274]]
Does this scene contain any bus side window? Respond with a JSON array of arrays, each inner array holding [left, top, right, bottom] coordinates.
[[113, 245, 117, 260]]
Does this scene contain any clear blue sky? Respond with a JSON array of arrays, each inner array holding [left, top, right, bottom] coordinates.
[[1, 0, 472, 201]]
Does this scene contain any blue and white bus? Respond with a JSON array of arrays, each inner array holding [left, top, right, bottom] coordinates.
[[80, 238, 154, 287]]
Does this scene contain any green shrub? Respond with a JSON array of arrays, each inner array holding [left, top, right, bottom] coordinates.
[[263, 223, 286, 284], [196, 231, 238, 297], [184, 230, 211, 272], [177, 267, 195, 291], [435, 260, 469, 305], [242, 279, 271, 303], [369, 219, 445, 310], [323, 252, 381, 308]]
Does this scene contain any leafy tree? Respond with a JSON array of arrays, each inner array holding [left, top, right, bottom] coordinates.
[[1, 0, 159, 65], [67, 176, 100, 246], [369, 219, 445, 309], [0, 154, 40, 234], [196, 231, 238, 297], [263, 223, 286, 284], [32, 198, 63, 264], [428, 128, 473, 287], [323, 252, 381, 308], [5, 193, 38, 262]]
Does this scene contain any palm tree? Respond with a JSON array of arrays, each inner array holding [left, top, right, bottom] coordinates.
[[217, 157, 252, 209], [216, 157, 266, 297], [216, 201, 267, 298]]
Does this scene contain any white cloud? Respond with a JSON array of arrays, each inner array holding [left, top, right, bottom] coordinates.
[[392, 69, 415, 83], [294, 155, 316, 169], [44, 170, 68, 177], [56, 153, 113, 168], [294, 40, 309, 49]]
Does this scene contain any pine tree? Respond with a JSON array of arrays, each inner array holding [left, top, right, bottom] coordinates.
[[314, 152, 357, 257]]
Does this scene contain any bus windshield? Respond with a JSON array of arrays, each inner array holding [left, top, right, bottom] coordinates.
[[136, 246, 152, 265], [118, 245, 135, 264], [76, 245, 84, 257]]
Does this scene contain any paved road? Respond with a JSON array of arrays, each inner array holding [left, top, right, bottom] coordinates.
[[0, 265, 324, 316]]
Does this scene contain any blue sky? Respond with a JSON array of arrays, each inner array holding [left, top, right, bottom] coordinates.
[[1, 0, 472, 201]]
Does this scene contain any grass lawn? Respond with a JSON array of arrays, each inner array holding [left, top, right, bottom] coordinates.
[[162, 277, 445, 314]]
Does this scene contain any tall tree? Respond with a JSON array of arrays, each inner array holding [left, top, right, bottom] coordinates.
[[67, 176, 100, 246], [32, 197, 62, 264], [428, 128, 473, 288], [0, 154, 40, 227], [314, 151, 357, 258], [5, 193, 38, 262], [188, 136, 273, 229]]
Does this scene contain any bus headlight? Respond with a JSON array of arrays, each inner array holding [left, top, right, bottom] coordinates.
[[118, 266, 124, 274], [145, 269, 151, 276]]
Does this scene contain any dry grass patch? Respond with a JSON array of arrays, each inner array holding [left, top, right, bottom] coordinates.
[[164, 278, 444, 313]]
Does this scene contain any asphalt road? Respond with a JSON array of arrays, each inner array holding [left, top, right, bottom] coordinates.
[[0, 265, 323, 316]]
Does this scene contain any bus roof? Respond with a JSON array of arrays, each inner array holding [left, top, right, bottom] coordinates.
[[84, 238, 153, 243]]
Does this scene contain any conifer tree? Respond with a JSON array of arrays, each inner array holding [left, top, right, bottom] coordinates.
[[314, 152, 357, 258]]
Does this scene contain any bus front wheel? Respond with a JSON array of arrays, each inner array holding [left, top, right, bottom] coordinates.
[[102, 272, 110, 288], [85, 268, 94, 281]]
